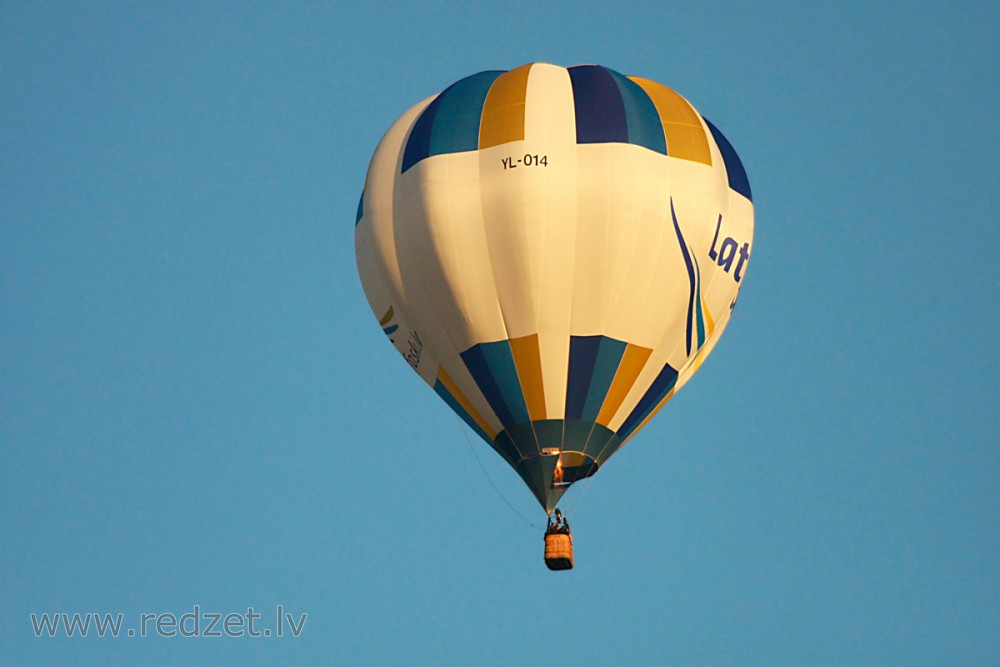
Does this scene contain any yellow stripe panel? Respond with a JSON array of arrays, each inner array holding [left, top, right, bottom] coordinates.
[[596, 343, 653, 426], [437, 367, 497, 439], [621, 388, 675, 446], [510, 333, 547, 421], [691, 344, 709, 375], [479, 64, 532, 149], [628, 76, 712, 165], [378, 305, 394, 326], [701, 294, 715, 336]]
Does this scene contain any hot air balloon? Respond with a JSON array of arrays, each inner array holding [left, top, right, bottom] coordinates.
[[355, 63, 753, 569]]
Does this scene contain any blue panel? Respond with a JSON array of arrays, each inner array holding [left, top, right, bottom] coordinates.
[[581, 337, 627, 421], [565, 335, 602, 420], [704, 118, 752, 202], [401, 92, 446, 173], [429, 70, 503, 158], [617, 362, 679, 441], [355, 191, 364, 226], [568, 65, 628, 144], [478, 340, 530, 425], [434, 380, 492, 445], [607, 70, 667, 155], [461, 345, 516, 428], [402, 71, 504, 173]]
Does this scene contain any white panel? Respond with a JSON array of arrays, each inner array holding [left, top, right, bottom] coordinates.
[[422, 156, 509, 350], [476, 154, 543, 338], [568, 142, 613, 334], [522, 63, 577, 418], [389, 167, 468, 385], [357, 97, 440, 386], [395, 153, 504, 352]]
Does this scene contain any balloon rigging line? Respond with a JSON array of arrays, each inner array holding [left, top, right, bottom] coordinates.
[[565, 433, 619, 516], [561, 468, 595, 517], [454, 417, 543, 532]]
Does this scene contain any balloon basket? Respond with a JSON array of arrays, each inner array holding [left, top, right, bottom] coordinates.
[[544, 532, 574, 570]]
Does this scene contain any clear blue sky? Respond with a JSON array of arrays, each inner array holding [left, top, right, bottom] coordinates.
[[2, 2, 997, 665]]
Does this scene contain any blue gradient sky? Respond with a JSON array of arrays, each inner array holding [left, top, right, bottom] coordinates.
[[3, 2, 997, 665]]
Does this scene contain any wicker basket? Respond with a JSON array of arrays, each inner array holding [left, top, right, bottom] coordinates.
[[544, 532, 574, 570]]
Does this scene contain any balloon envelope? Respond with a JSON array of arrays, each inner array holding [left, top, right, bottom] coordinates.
[[355, 63, 753, 511]]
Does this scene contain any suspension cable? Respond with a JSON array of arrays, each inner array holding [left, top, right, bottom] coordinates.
[[454, 417, 544, 531]]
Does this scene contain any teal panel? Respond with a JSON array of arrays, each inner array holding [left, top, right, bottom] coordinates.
[[608, 69, 667, 155], [490, 429, 522, 467], [478, 340, 531, 426], [562, 419, 597, 452], [584, 425, 620, 466], [532, 420, 564, 448], [514, 455, 567, 512], [429, 70, 503, 159], [581, 337, 627, 421], [500, 421, 539, 457]]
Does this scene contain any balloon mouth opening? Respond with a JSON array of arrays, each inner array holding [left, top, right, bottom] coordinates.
[[485, 419, 621, 512], [514, 451, 599, 512]]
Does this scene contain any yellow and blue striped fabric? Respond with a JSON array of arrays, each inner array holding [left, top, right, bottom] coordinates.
[[398, 63, 751, 203]]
